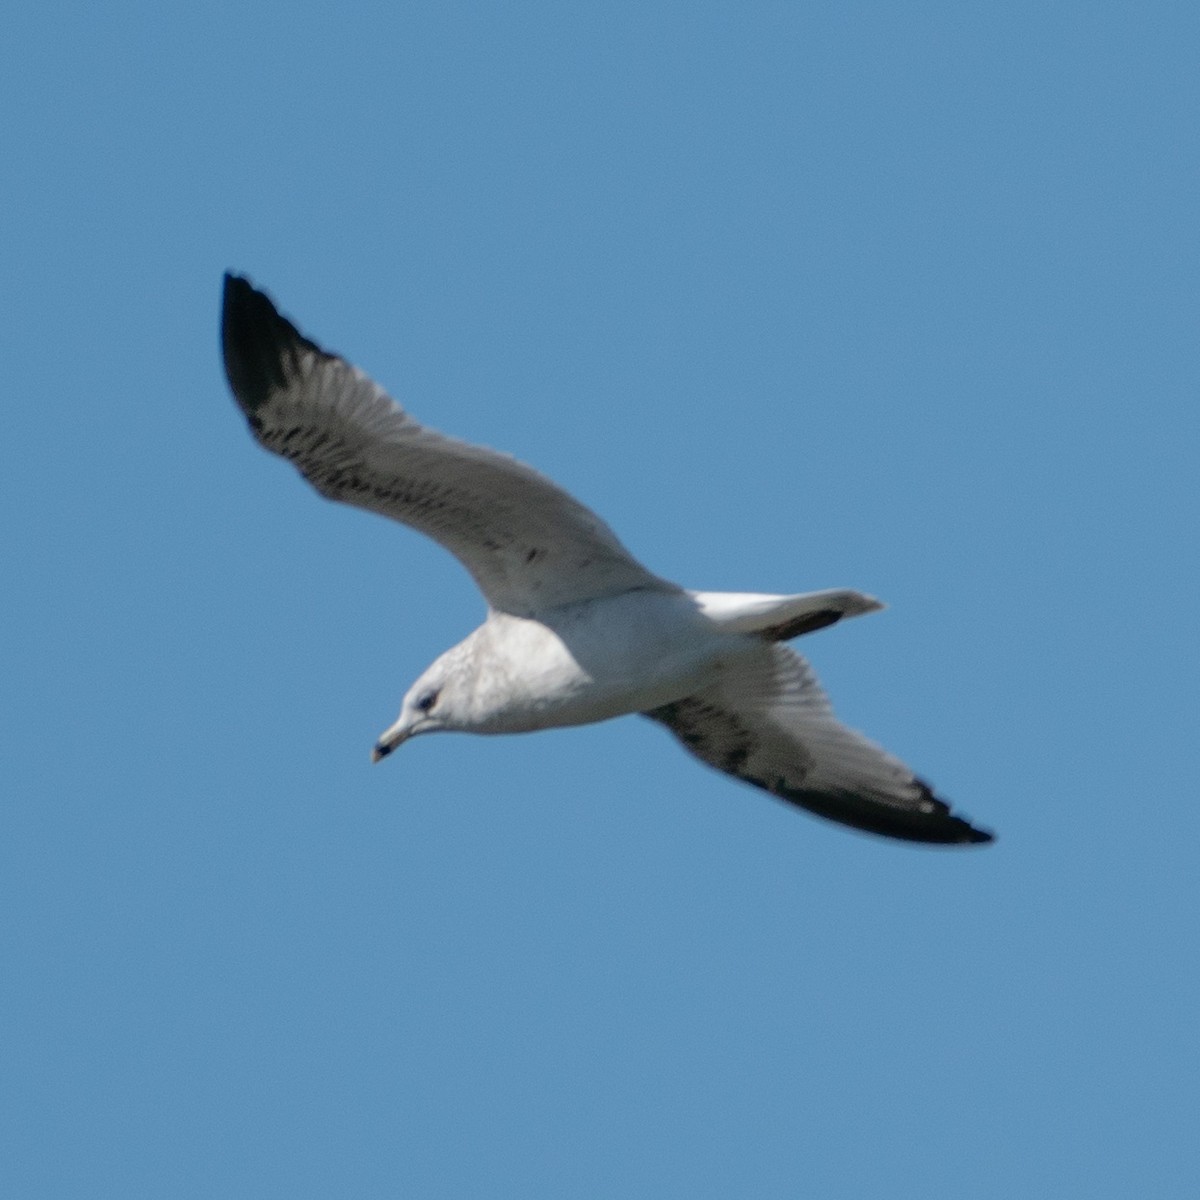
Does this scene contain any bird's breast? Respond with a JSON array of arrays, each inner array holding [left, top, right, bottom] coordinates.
[[475, 592, 736, 732]]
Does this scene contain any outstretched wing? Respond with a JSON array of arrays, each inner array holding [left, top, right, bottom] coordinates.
[[221, 274, 675, 616], [645, 644, 993, 844]]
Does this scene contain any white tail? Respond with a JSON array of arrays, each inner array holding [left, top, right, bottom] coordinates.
[[690, 588, 884, 640]]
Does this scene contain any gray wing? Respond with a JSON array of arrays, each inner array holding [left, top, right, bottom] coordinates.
[[645, 644, 993, 844], [221, 275, 676, 616]]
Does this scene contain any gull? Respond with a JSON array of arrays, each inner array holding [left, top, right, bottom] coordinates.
[[221, 274, 993, 845]]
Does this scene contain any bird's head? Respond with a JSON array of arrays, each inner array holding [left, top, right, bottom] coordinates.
[[371, 663, 459, 763], [370, 634, 497, 762]]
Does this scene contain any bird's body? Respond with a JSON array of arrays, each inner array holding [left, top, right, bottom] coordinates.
[[442, 592, 733, 733], [221, 274, 994, 845]]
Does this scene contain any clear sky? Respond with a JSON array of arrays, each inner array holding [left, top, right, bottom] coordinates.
[[3, 3, 1198, 1196]]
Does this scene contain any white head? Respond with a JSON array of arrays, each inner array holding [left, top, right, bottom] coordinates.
[[371, 662, 456, 762], [371, 638, 495, 762]]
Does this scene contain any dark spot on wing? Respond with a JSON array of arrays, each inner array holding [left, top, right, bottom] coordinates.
[[645, 697, 756, 777]]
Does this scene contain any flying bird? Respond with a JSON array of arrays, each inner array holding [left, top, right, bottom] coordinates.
[[221, 274, 993, 845]]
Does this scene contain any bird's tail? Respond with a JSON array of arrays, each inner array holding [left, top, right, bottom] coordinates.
[[691, 588, 884, 640]]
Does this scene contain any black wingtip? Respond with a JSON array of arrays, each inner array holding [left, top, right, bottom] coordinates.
[[797, 778, 996, 846], [221, 273, 322, 416], [912, 778, 995, 846], [952, 821, 995, 846]]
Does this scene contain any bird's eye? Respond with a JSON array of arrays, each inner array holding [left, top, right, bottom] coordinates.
[[415, 689, 440, 714]]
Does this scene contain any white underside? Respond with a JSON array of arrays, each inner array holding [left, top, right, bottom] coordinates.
[[425, 586, 883, 736]]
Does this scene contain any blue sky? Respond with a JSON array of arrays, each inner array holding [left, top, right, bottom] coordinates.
[[3, 2, 1198, 1195]]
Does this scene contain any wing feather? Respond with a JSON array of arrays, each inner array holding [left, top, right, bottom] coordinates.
[[221, 274, 674, 615], [645, 644, 993, 844]]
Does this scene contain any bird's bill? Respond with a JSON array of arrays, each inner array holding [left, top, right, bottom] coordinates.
[[371, 721, 411, 763]]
